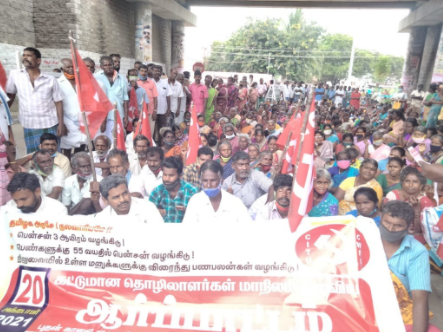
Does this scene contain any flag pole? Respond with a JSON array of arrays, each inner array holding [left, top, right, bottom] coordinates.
[[69, 30, 97, 182], [138, 97, 144, 136], [293, 87, 315, 174], [113, 103, 117, 148]]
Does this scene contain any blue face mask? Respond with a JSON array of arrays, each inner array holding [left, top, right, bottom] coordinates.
[[203, 181, 222, 198], [164, 140, 174, 146], [138, 74, 147, 81]]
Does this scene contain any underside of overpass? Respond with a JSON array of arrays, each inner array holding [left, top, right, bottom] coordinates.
[[186, 0, 423, 9]]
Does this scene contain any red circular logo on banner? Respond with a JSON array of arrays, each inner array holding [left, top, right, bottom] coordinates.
[[192, 62, 205, 73], [295, 224, 370, 273]]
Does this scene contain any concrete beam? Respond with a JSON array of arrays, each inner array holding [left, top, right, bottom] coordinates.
[[187, 0, 419, 9], [128, 0, 197, 27], [398, 0, 443, 32]]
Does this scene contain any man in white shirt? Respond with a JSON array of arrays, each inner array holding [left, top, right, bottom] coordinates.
[[152, 65, 173, 145], [125, 117, 139, 154], [168, 68, 184, 125], [392, 85, 408, 109], [58, 58, 87, 159], [18, 133, 72, 180], [255, 175, 292, 222], [257, 78, 267, 106], [107, 148, 144, 197], [175, 73, 187, 125], [96, 174, 163, 223], [6, 47, 67, 154], [293, 82, 304, 104], [183, 161, 252, 223], [62, 152, 103, 215], [281, 81, 291, 102], [335, 86, 345, 106], [93, 135, 111, 177], [29, 150, 65, 200], [129, 134, 150, 175], [4, 173, 67, 215], [410, 84, 425, 114], [140, 146, 164, 198]]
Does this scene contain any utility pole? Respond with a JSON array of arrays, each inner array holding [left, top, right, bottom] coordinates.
[[267, 53, 274, 75], [347, 36, 356, 81]]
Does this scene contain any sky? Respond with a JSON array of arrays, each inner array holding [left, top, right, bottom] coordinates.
[[184, 6, 411, 69]]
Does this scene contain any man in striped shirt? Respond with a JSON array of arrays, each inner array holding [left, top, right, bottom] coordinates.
[[6, 47, 67, 153]]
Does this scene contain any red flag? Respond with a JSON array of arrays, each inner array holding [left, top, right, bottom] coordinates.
[[70, 45, 113, 138], [288, 97, 317, 232], [134, 98, 155, 147], [0, 60, 6, 90], [186, 105, 201, 166], [277, 115, 302, 174], [115, 111, 126, 151], [126, 87, 138, 132]]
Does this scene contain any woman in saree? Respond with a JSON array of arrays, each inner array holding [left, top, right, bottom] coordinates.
[[308, 169, 339, 217], [423, 134, 443, 165], [215, 78, 228, 114], [248, 82, 259, 110], [383, 110, 405, 146], [253, 128, 267, 151], [314, 131, 334, 169], [334, 158, 383, 215], [350, 88, 361, 110], [383, 166, 436, 238], [214, 140, 235, 180], [263, 136, 283, 167], [240, 112, 254, 135], [370, 130, 391, 162], [346, 187, 381, 226], [236, 82, 248, 111], [426, 83, 443, 129], [328, 150, 359, 194], [376, 156, 403, 196], [205, 77, 218, 125], [226, 77, 239, 109], [398, 117, 418, 147], [405, 126, 431, 166], [213, 117, 228, 139], [422, 83, 437, 121], [248, 143, 260, 165]]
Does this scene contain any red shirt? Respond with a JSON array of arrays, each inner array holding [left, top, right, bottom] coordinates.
[[188, 83, 209, 114]]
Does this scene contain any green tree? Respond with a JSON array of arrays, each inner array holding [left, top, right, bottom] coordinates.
[[206, 11, 404, 84], [318, 33, 352, 83], [374, 56, 392, 82], [206, 10, 324, 81]]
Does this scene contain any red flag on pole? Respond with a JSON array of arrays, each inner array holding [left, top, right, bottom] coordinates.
[[288, 97, 317, 233], [70, 46, 113, 139], [126, 87, 138, 132], [277, 115, 302, 174], [134, 98, 155, 147], [0, 60, 6, 90], [115, 111, 126, 151], [186, 105, 201, 166]]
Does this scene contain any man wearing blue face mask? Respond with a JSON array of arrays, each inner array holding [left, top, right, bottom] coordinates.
[[183, 160, 251, 224], [380, 200, 434, 332]]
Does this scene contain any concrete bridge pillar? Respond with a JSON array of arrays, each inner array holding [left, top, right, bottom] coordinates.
[[401, 26, 427, 94], [134, 2, 153, 63], [419, 24, 442, 88]]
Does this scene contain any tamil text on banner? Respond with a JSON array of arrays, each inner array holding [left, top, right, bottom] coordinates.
[[0, 213, 405, 332]]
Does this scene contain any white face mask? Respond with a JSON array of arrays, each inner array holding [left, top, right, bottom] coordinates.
[[324, 130, 332, 135], [225, 134, 235, 139]]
